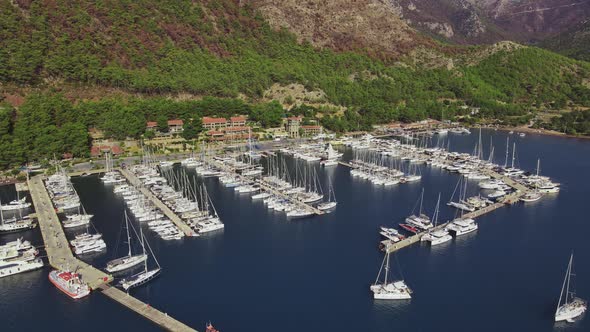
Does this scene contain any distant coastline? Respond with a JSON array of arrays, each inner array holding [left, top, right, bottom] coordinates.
[[496, 126, 590, 140]]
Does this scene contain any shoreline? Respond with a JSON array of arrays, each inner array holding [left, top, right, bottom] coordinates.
[[492, 126, 590, 140]]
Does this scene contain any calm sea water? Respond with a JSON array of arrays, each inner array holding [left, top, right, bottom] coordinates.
[[1, 129, 589, 332]]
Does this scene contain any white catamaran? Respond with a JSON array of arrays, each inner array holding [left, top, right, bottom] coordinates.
[[370, 252, 412, 300], [555, 254, 587, 322], [105, 212, 148, 273]]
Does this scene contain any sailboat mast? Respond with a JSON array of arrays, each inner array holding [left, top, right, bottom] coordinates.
[[419, 188, 424, 215], [536, 159, 540, 176], [125, 211, 132, 257], [565, 254, 573, 305], [384, 252, 390, 285], [511, 143, 516, 169], [504, 137, 509, 168], [140, 225, 147, 273], [557, 254, 573, 314]]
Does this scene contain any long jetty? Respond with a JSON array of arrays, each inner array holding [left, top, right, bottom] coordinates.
[[384, 169, 529, 254], [118, 168, 197, 237], [28, 175, 113, 289], [27, 175, 197, 332]]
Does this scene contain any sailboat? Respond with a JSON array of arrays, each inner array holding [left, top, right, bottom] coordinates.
[[370, 252, 412, 300], [555, 254, 587, 322], [317, 179, 337, 211], [119, 225, 161, 290], [105, 212, 148, 273], [0, 191, 32, 211], [0, 198, 36, 234], [403, 188, 432, 231], [447, 177, 476, 212], [420, 194, 452, 245]]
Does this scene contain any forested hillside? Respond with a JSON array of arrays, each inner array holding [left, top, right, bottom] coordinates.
[[1, 0, 590, 167]]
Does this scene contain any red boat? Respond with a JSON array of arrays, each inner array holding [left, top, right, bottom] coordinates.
[[206, 322, 219, 332], [48, 270, 91, 299], [399, 224, 419, 234]]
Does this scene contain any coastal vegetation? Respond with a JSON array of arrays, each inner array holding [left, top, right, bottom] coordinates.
[[1, 0, 590, 167]]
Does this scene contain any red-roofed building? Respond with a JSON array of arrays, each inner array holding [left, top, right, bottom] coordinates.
[[146, 121, 158, 130], [202, 117, 228, 130], [301, 125, 322, 137], [91, 145, 123, 157], [206, 126, 250, 142], [167, 119, 184, 133], [230, 116, 247, 127]]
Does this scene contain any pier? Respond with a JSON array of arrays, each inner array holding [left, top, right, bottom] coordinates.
[[99, 285, 196, 331], [28, 175, 113, 289], [119, 168, 197, 236], [208, 159, 324, 216], [385, 168, 530, 254], [27, 175, 197, 332]]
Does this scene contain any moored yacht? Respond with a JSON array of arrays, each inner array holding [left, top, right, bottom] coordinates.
[[119, 226, 161, 291], [447, 218, 478, 236], [106, 212, 148, 273], [420, 194, 452, 245]]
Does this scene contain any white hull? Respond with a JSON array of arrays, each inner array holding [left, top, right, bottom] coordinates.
[[0, 258, 43, 278], [106, 254, 148, 273], [555, 300, 587, 322]]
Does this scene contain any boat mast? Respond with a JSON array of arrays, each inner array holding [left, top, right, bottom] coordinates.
[[557, 254, 573, 314], [140, 225, 147, 274], [433, 193, 441, 227], [384, 252, 390, 285], [511, 143, 516, 169], [504, 137, 509, 168], [125, 211, 132, 257], [536, 158, 540, 177], [419, 188, 424, 216]]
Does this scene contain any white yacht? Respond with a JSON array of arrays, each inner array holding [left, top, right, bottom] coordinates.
[[520, 191, 542, 202], [251, 192, 271, 200], [555, 254, 587, 322], [370, 252, 412, 300], [119, 226, 161, 291], [404, 189, 433, 230], [0, 257, 43, 278], [106, 212, 148, 273], [420, 194, 452, 245], [447, 218, 478, 236]]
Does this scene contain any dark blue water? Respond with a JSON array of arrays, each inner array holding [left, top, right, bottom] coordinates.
[[1, 129, 589, 331]]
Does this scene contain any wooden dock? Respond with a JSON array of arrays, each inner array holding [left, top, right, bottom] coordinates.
[[119, 168, 197, 236], [28, 175, 198, 331]]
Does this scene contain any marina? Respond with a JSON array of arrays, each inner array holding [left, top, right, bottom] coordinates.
[[1, 128, 588, 331], [23, 174, 197, 331]]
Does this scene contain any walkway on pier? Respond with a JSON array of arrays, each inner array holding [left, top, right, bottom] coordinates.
[[119, 168, 197, 236], [28, 175, 113, 289], [99, 285, 196, 331]]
